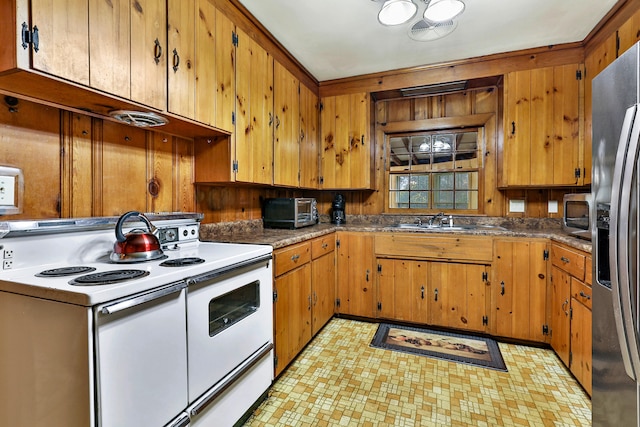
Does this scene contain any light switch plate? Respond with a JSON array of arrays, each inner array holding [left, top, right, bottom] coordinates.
[[0, 166, 23, 215], [509, 199, 526, 213], [0, 176, 16, 206], [548, 200, 558, 214]]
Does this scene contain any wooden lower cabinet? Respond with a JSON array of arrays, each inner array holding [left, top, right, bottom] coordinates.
[[273, 242, 312, 377], [492, 239, 549, 342], [550, 242, 592, 395], [273, 235, 337, 376], [336, 232, 376, 317], [376, 259, 428, 324], [311, 235, 336, 335], [428, 262, 489, 333]]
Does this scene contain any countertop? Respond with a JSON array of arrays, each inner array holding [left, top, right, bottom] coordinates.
[[200, 217, 592, 254]]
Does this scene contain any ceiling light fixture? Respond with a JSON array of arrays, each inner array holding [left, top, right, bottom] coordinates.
[[377, 0, 418, 26], [423, 0, 465, 22]]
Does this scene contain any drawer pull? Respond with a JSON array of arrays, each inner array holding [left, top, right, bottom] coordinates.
[[560, 256, 570, 264], [291, 254, 300, 262], [579, 291, 591, 300]]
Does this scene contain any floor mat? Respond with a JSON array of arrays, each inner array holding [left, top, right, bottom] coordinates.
[[370, 323, 508, 371]]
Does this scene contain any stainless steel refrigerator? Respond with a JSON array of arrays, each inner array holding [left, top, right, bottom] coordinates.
[[593, 41, 640, 427]]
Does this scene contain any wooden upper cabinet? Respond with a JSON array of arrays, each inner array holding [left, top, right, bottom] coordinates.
[[320, 92, 372, 189], [235, 28, 274, 185], [299, 83, 319, 188], [130, 0, 167, 110], [273, 60, 300, 187], [213, 9, 235, 133], [29, 0, 90, 85], [89, 0, 131, 99], [168, 0, 196, 119], [502, 64, 583, 187]]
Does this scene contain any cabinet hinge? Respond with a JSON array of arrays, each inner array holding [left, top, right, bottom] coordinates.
[[232, 31, 238, 47], [232, 160, 238, 173], [272, 290, 278, 303], [482, 271, 488, 281], [542, 324, 549, 335], [319, 176, 324, 185], [274, 355, 278, 368], [232, 111, 235, 125], [335, 298, 341, 308], [21, 22, 39, 52], [482, 316, 488, 326], [336, 239, 340, 248], [543, 249, 549, 260], [377, 264, 382, 273], [575, 69, 582, 80], [616, 32, 621, 57], [569, 351, 573, 366], [574, 168, 581, 179], [319, 102, 324, 112], [570, 307, 573, 320], [377, 302, 382, 311]]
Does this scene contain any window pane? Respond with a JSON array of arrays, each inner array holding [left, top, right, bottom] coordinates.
[[409, 174, 429, 190], [410, 191, 429, 208], [456, 190, 478, 209], [389, 137, 410, 168], [390, 190, 410, 208], [390, 174, 410, 191], [434, 173, 454, 190]]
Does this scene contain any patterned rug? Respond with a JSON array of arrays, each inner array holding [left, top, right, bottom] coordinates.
[[370, 323, 508, 372]]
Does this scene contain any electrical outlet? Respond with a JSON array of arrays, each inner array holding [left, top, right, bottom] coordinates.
[[3, 249, 13, 259], [0, 176, 16, 206], [3, 260, 12, 269]]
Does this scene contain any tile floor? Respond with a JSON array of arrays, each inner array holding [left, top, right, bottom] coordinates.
[[244, 318, 591, 427]]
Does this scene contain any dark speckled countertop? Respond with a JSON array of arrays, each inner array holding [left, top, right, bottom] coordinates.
[[200, 215, 592, 254]]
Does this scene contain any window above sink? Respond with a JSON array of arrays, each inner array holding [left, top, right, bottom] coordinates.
[[386, 128, 482, 213]]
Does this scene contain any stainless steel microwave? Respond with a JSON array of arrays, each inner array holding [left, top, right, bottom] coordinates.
[[263, 198, 318, 229], [562, 193, 592, 240]]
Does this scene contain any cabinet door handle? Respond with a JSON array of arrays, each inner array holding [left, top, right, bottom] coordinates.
[[501, 281, 505, 296], [562, 299, 569, 315], [511, 121, 515, 135], [313, 291, 318, 304], [561, 256, 570, 264], [366, 269, 370, 282], [172, 48, 180, 72], [308, 295, 312, 311], [361, 134, 365, 145], [153, 38, 162, 64], [579, 291, 592, 300], [434, 288, 438, 302], [421, 286, 425, 299], [268, 112, 273, 127], [275, 115, 280, 129], [322, 243, 328, 249]]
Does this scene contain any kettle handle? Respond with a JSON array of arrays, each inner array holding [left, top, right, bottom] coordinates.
[[115, 211, 153, 242]]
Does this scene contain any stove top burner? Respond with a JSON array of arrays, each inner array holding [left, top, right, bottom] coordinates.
[[159, 257, 205, 267], [36, 266, 97, 277], [69, 269, 150, 286]]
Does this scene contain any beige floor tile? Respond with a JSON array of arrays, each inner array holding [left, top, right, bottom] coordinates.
[[244, 318, 591, 427]]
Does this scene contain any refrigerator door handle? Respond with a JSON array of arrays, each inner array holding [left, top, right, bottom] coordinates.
[[610, 103, 640, 381]]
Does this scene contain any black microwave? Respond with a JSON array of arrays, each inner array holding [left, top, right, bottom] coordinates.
[[263, 198, 318, 229], [562, 193, 592, 240]]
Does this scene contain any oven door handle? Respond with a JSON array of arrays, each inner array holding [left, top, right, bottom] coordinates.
[[165, 412, 190, 427], [99, 281, 187, 315], [189, 342, 274, 417]]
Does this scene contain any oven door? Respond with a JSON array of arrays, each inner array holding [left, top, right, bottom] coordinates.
[[94, 282, 188, 427], [186, 255, 273, 402]]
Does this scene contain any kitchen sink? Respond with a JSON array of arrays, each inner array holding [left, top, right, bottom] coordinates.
[[391, 223, 507, 232]]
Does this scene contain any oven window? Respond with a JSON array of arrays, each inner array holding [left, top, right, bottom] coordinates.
[[209, 280, 260, 337]]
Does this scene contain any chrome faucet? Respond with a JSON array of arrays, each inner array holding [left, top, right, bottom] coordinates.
[[427, 212, 445, 227]]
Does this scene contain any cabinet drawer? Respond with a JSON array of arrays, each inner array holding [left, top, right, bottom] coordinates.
[[551, 244, 585, 280], [374, 233, 493, 262], [311, 235, 335, 259], [571, 278, 592, 310], [274, 242, 311, 277], [585, 255, 592, 286]]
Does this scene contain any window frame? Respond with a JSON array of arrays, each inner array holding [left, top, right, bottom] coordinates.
[[384, 127, 486, 215]]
